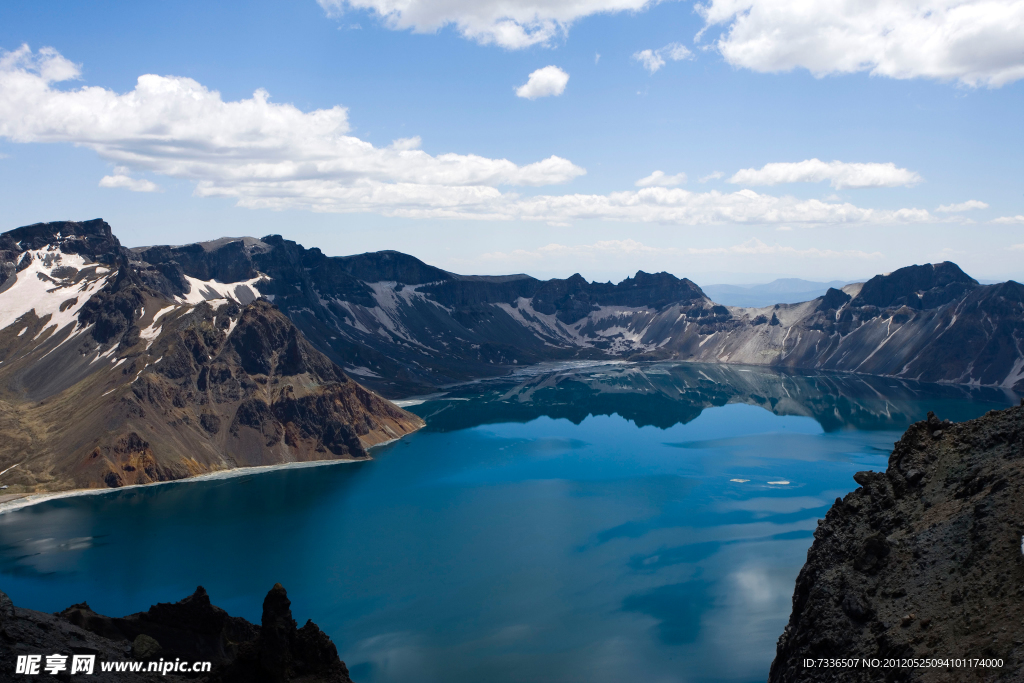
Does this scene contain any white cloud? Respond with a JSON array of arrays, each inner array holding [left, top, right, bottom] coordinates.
[[635, 170, 687, 187], [0, 45, 584, 212], [697, 0, 1024, 87], [389, 136, 422, 150], [728, 159, 921, 190], [937, 199, 988, 212], [318, 0, 664, 49], [516, 66, 569, 99], [0, 46, 951, 227], [994, 215, 1024, 224], [633, 49, 665, 73], [99, 167, 160, 192], [632, 42, 692, 73], [502, 188, 934, 226], [699, 171, 724, 183], [481, 238, 883, 262], [595, 53, 601, 64]]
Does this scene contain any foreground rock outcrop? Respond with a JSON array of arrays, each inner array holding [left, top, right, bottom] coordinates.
[[769, 405, 1024, 682], [0, 584, 352, 682]]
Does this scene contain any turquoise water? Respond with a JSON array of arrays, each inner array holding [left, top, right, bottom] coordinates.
[[0, 363, 1015, 682]]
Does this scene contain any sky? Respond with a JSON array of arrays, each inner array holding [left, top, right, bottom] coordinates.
[[0, 0, 1021, 285]]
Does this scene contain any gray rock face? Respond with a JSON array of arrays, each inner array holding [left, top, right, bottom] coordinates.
[[768, 406, 1024, 682]]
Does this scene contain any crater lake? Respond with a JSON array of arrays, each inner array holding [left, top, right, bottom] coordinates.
[[0, 362, 1015, 683]]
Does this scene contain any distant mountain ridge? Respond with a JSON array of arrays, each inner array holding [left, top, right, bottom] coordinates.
[[700, 278, 851, 308], [6, 219, 1024, 408], [118, 224, 1024, 397]]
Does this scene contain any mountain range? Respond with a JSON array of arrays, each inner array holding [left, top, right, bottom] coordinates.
[[126, 222, 1024, 396], [2, 217, 1023, 494]]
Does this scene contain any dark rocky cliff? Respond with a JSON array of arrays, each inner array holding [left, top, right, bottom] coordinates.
[[0, 584, 353, 682], [768, 405, 1024, 682]]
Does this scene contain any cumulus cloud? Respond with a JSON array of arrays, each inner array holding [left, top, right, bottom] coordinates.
[[0, 45, 583, 211], [516, 65, 569, 99], [937, 199, 988, 212], [99, 167, 160, 192], [505, 188, 933, 226], [0, 46, 953, 227], [696, 0, 1024, 87], [632, 42, 692, 73], [994, 215, 1024, 224], [318, 0, 663, 49], [635, 170, 687, 187], [699, 171, 724, 182], [728, 159, 921, 190], [481, 238, 883, 262]]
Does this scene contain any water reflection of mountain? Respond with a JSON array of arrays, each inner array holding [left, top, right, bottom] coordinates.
[[408, 362, 1018, 433]]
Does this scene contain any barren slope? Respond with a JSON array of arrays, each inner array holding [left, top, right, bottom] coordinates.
[[0, 220, 423, 494]]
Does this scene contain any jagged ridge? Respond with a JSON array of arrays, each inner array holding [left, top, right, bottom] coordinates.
[[126, 229, 1024, 397]]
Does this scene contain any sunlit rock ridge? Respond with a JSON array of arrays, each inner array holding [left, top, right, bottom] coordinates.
[[118, 223, 1024, 397]]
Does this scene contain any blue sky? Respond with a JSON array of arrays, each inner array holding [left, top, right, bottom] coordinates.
[[0, 0, 1021, 284]]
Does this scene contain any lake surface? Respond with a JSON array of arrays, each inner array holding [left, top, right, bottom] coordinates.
[[0, 363, 1016, 683]]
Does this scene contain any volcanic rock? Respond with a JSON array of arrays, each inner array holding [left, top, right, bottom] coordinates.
[[0, 220, 423, 495], [768, 406, 1024, 682]]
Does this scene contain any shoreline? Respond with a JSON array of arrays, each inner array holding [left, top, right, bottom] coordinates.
[[0, 455, 378, 516]]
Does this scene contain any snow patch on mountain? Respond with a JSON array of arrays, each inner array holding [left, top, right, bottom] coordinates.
[[0, 247, 112, 337], [177, 274, 266, 305]]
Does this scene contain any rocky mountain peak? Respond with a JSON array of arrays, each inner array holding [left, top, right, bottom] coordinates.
[[0, 220, 424, 494], [133, 239, 262, 285], [0, 218, 127, 265], [334, 249, 452, 284], [816, 286, 852, 312], [853, 261, 978, 309]]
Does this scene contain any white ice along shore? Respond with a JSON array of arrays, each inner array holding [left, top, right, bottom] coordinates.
[[0, 457, 371, 516]]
